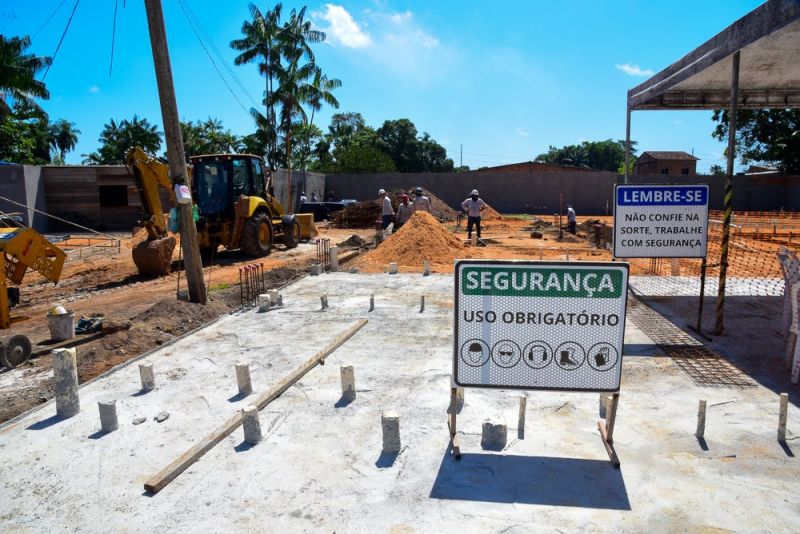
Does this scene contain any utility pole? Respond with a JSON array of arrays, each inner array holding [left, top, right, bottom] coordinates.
[[460, 144, 463, 168], [144, 0, 207, 304]]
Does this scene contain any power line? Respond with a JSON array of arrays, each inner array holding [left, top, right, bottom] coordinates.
[[32, 0, 69, 40], [41, 0, 80, 81], [179, 0, 261, 109], [109, 0, 119, 77], [174, 0, 255, 118]]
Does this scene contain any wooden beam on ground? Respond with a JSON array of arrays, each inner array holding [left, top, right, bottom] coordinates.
[[144, 319, 368, 494]]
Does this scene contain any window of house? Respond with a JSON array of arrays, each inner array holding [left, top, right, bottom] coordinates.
[[660, 168, 669, 175], [98, 185, 128, 207], [232, 159, 250, 197], [681, 167, 690, 175]]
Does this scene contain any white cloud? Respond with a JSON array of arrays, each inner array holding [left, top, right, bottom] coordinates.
[[515, 127, 529, 137], [615, 63, 654, 77], [314, 4, 371, 48], [89, 85, 100, 93]]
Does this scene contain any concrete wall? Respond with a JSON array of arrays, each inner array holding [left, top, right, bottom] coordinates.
[[325, 171, 619, 215], [271, 169, 325, 213]]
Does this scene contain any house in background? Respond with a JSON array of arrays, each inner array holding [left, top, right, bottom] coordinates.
[[633, 151, 699, 175]]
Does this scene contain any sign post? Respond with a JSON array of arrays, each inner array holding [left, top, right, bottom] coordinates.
[[452, 260, 629, 466]]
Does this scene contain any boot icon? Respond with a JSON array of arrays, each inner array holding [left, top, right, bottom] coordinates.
[[560, 349, 577, 366]]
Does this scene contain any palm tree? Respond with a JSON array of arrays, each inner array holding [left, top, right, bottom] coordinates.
[[302, 68, 340, 170], [0, 35, 52, 116], [231, 3, 285, 169], [49, 119, 81, 161]]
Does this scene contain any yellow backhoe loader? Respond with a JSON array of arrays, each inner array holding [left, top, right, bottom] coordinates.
[[126, 147, 315, 276], [0, 226, 66, 368]]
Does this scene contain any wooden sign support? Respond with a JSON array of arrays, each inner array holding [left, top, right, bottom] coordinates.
[[448, 387, 461, 459], [597, 392, 621, 468]]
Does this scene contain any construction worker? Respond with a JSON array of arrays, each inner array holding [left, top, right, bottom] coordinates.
[[461, 189, 486, 240], [412, 187, 432, 213], [311, 191, 318, 202], [299, 191, 307, 204], [567, 204, 577, 234], [379, 189, 394, 233], [395, 194, 413, 230]]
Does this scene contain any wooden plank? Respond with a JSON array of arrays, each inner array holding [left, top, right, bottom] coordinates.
[[143, 319, 368, 494], [598, 420, 621, 468]]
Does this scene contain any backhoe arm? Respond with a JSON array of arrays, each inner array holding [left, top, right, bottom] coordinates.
[[126, 147, 176, 240]]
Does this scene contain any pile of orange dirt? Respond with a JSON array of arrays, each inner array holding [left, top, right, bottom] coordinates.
[[356, 210, 464, 266], [481, 203, 503, 220], [331, 188, 458, 228]]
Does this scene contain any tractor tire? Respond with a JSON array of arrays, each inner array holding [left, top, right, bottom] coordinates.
[[283, 220, 301, 249], [0, 334, 32, 369], [241, 212, 273, 257]]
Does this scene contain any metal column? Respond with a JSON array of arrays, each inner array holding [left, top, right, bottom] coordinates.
[[714, 51, 740, 335]]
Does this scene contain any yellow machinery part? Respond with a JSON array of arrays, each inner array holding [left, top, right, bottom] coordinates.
[[294, 213, 316, 239]]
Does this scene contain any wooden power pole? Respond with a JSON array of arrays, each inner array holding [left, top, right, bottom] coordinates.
[[143, 0, 207, 304]]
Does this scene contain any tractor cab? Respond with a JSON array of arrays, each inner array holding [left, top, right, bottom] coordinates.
[[189, 154, 268, 219]]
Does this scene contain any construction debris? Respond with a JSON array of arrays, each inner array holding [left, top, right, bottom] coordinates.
[[331, 188, 458, 228]]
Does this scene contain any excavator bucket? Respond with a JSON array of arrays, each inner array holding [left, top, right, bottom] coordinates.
[[132, 236, 177, 277], [295, 213, 317, 239]]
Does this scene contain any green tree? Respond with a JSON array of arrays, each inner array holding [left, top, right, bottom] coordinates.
[[84, 115, 162, 164], [334, 143, 397, 174], [712, 109, 800, 174], [301, 68, 340, 170], [49, 119, 80, 161], [535, 139, 637, 172], [708, 164, 726, 176], [376, 118, 453, 172], [0, 35, 51, 117], [180, 118, 241, 157]]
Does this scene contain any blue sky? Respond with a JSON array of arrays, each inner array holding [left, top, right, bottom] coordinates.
[[2, 0, 764, 170]]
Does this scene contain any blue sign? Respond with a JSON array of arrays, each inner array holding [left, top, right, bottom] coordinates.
[[617, 186, 707, 206]]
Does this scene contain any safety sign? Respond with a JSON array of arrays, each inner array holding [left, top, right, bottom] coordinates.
[[613, 184, 709, 258], [453, 260, 628, 391]]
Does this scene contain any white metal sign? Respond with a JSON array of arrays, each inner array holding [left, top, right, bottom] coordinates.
[[453, 260, 628, 392], [614, 184, 709, 258]]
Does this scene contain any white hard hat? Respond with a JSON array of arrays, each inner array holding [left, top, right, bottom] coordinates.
[[470, 189, 479, 196], [378, 189, 386, 195]]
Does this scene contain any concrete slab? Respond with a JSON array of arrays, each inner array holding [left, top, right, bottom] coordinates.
[[1, 273, 798, 532]]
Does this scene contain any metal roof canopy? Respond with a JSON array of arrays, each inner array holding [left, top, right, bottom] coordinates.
[[622, 0, 800, 337], [628, 0, 800, 111]]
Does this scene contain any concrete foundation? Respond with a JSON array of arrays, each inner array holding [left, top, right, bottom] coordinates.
[[330, 247, 339, 272], [381, 411, 401, 454], [235, 362, 253, 396], [242, 406, 262, 445], [310, 263, 321, 276], [340, 366, 355, 402], [423, 261, 430, 276], [258, 294, 271, 312], [139, 363, 155, 392], [2, 273, 800, 532], [481, 416, 507, 451], [98, 400, 118, 432], [53, 348, 79, 418], [388, 262, 398, 275]]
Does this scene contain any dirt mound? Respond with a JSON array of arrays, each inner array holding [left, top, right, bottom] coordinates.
[[331, 188, 458, 228], [338, 234, 367, 248], [356, 211, 464, 266], [133, 297, 221, 327], [481, 203, 503, 220]]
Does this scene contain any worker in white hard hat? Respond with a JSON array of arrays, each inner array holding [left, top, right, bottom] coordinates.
[[378, 189, 394, 233], [461, 189, 487, 240], [412, 186, 431, 213], [566, 204, 577, 234]]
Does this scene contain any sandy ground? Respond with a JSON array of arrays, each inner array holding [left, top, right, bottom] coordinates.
[[0, 272, 797, 532]]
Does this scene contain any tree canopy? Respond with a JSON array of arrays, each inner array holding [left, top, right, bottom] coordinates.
[[82, 115, 162, 165], [535, 139, 637, 173], [712, 109, 800, 174]]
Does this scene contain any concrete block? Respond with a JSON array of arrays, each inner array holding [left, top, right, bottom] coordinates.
[[139, 363, 155, 392], [340, 366, 356, 402], [481, 416, 507, 451], [98, 400, 119, 432], [242, 405, 262, 445], [258, 294, 271, 312], [778, 393, 788, 442], [268, 289, 278, 305], [419, 295, 425, 313], [423, 261, 430, 276], [696, 399, 707, 439], [310, 263, 321, 276], [369, 295, 375, 312], [381, 411, 401, 454], [388, 262, 398, 275], [330, 247, 339, 272], [276, 294, 283, 306], [53, 348, 79, 418], [235, 362, 253, 396], [321, 295, 328, 309], [518, 396, 527, 435]]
